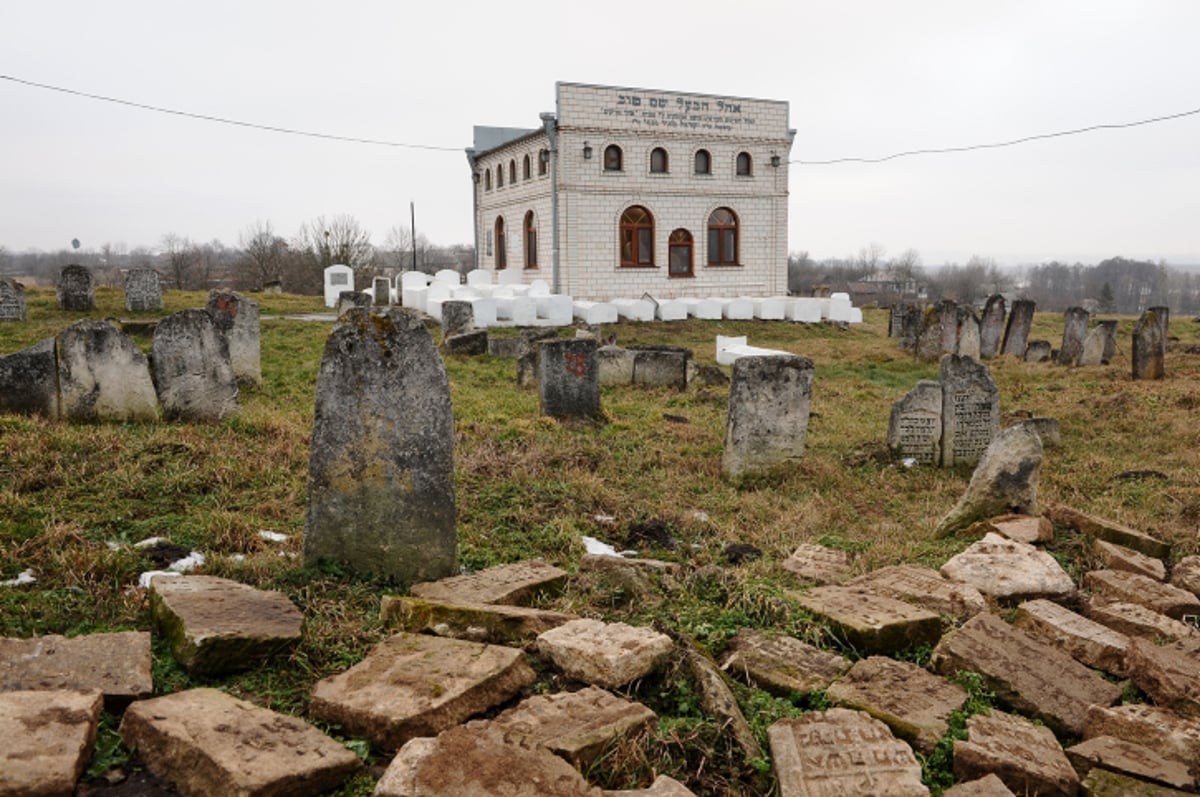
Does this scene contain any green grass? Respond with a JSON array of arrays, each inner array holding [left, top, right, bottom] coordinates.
[[2, 289, 1200, 794]]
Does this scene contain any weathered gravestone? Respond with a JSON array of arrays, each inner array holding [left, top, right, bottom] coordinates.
[[305, 308, 456, 584], [1077, 324, 1108, 366], [123, 268, 163, 312], [722, 354, 814, 479], [888, 304, 907, 338], [0, 277, 27, 321], [939, 299, 959, 354], [631, 345, 690, 390], [151, 309, 239, 421], [56, 264, 95, 311], [206, 290, 261, 386], [441, 299, 474, 337], [57, 319, 158, 422], [1057, 306, 1090, 366], [336, 290, 372, 317], [372, 276, 392, 306], [935, 425, 1043, 536], [888, 380, 942, 465], [1024, 339, 1052, 362], [537, 338, 601, 420], [956, 306, 981, 360], [915, 306, 944, 361], [1133, 307, 1167, 380], [516, 327, 560, 386], [940, 354, 999, 468], [0, 338, 60, 417], [979, 295, 1006, 359], [1098, 319, 1119, 363], [1000, 299, 1035, 357], [443, 329, 488, 355], [897, 305, 922, 352]]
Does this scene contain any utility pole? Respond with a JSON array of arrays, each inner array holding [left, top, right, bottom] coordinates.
[[410, 201, 417, 272]]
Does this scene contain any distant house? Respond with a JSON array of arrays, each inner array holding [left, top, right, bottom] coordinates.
[[848, 271, 927, 306], [467, 82, 795, 300]]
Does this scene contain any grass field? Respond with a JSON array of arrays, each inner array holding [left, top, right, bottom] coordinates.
[[2, 286, 1198, 794]]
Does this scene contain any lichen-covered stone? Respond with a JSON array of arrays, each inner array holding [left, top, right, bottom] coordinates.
[[380, 595, 577, 645]]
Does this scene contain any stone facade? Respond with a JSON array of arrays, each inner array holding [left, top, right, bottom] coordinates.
[[469, 82, 794, 300]]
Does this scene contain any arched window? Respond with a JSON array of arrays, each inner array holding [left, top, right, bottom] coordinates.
[[650, 147, 668, 174], [707, 208, 738, 265], [604, 144, 623, 172], [694, 149, 711, 175], [509, 159, 516, 184], [497, 165, 504, 188], [736, 151, 752, 176], [495, 216, 507, 269], [484, 169, 492, 190], [619, 206, 654, 267], [538, 149, 549, 176], [523, 211, 537, 269], [668, 229, 693, 277], [523, 154, 531, 180]]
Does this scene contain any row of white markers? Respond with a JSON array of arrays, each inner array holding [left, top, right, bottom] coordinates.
[[322, 265, 863, 329]]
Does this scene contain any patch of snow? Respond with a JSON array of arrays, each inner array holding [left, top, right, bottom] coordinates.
[[138, 570, 180, 589], [0, 569, 36, 587], [258, 530, 289, 543]]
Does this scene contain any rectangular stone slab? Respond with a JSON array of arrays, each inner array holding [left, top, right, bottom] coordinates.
[[1014, 599, 1130, 676], [1084, 703, 1200, 780], [1080, 768, 1192, 796], [932, 612, 1121, 736], [0, 689, 103, 797], [781, 543, 851, 585], [1045, 505, 1171, 559], [1126, 639, 1200, 719], [0, 631, 152, 707], [1065, 736, 1193, 791], [1083, 570, 1200, 619], [381, 595, 578, 645], [409, 560, 568, 606], [847, 564, 987, 618], [953, 711, 1078, 797], [793, 585, 943, 655], [1084, 599, 1198, 643], [720, 628, 850, 696]]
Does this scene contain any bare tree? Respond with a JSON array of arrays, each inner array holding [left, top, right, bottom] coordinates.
[[295, 214, 374, 275], [239, 221, 288, 289], [160, 233, 196, 290], [381, 223, 434, 273], [854, 242, 887, 274], [0, 245, 11, 275]]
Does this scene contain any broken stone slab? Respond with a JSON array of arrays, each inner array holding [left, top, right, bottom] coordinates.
[[206, 290, 261, 386], [719, 628, 851, 696], [375, 721, 602, 797], [780, 543, 852, 585], [490, 686, 655, 767], [0, 630, 152, 708], [1084, 703, 1200, 780], [825, 656, 967, 754], [57, 319, 160, 422], [310, 632, 536, 750], [1044, 505, 1171, 559], [970, 513, 1054, 544], [0, 338, 60, 417], [603, 775, 697, 796], [535, 619, 673, 689], [1014, 598, 1130, 676], [1084, 569, 1200, 619], [444, 329, 489, 356], [1065, 736, 1193, 791], [380, 595, 578, 645], [0, 689, 103, 797], [151, 308, 239, 421], [149, 575, 303, 676], [793, 584, 942, 655], [1011, 416, 1061, 449], [1126, 638, 1200, 719], [768, 708, 929, 797], [119, 687, 361, 797], [846, 564, 987, 619], [1084, 599, 1198, 643], [1081, 768, 1192, 796], [932, 612, 1121, 736], [409, 560, 569, 606], [680, 641, 762, 762], [1095, 540, 1167, 581], [942, 774, 1016, 796], [953, 710, 1079, 797], [940, 533, 1074, 602], [1171, 556, 1200, 598], [579, 553, 681, 576], [935, 425, 1042, 536]]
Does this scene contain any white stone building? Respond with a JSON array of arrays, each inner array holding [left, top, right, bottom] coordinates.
[[467, 82, 794, 301]]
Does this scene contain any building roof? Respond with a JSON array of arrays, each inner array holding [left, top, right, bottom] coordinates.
[[472, 126, 541, 156]]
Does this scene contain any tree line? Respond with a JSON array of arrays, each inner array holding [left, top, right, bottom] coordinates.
[[0, 214, 475, 294]]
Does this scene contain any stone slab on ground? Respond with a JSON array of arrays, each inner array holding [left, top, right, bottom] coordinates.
[[1081, 768, 1193, 796], [1065, 736, 1193, 791], [1095, 540, 1166, 581], [976, 513, 1054, 544], [1045, 505, 1171, 559], [490, 686, 656, 767], [1084, 599, 1198, 643], [847, 564, 987, 619], [940, 533, 1074, 602], [953, 710, 1078, 797], [409, 560, 569, 606], [792, 584, 942, 655], [1084, 703, 1200, 780], [1014, 598, 1130, 676], [380, 595, 578, 645], [310, 632, 537, 749], [603, 775, 697, 796], [719, 628, 850, 696], [942, 774, 1016, 796], [1126, 638, 1200, 719], [768, 708, 929, 797], [375, 722, 602, 797], [0, 688, 103, 797], [681, 642, 762, 762], [1084, 570, 1200, 619], [579, 554, 682, 576], [0, 631, 152, 706], [932, 612, 1121, 735], [825, 656, 967, 753], [149, 574, 303, 676], [536, 619, 673, 689], [1171, 556, 1200, 597], [780, 543, 851, 585]]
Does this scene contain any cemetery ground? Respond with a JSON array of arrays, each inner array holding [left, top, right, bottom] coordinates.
[[3, 286, 1200, 796]]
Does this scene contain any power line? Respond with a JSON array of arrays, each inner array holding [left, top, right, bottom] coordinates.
[[792, 106, 1200, 165], [0, 74, 463, 152]]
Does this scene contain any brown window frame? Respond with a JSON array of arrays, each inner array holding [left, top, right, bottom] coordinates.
[[707, 207, 738, 266], [604, 144, 623, 172], [668, 228, 694, 278], [619, 205, 654, 267], [650, 147, 669, 174], [523, 211, 537, 269], [736, 151, 753, 176], [495, 216, 507, 269], [694, 149, 711, 175]]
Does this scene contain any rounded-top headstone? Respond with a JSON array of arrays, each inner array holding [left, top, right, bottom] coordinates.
[[0, 278, 27, 322], [206, 290, 262, 386], [56, 264, 95, 311], [124, 268, 163, 313]]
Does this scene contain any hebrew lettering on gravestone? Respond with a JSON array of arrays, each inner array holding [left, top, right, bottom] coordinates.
[[56, 264, 95, 311], [537, 338, 600, 420], [888, 380, 942, 466], [940, 354, 999, 468], [206, 290, 261, 386], [1001, 299, 1036, 357], [1058, 307, 1090, 366], [0, 278, 27, 321], [722, 354, 814, 479], [979, 295, 1006, 359], [124, 268, 163, 312]]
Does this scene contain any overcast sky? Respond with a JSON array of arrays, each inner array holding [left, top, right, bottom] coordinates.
[[3, 1, 1199, 266]]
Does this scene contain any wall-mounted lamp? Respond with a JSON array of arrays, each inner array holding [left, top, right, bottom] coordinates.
[[582, 141, 593, 160], [770, 153, 781, 168]]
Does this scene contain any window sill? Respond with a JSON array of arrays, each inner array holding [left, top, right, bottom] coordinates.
[[619, 264, 658, 269], [705, 263, 743, 268], [668, 272, 695, 278]]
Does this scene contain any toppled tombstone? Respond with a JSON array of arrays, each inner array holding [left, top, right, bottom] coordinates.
[[953, 710, 1078, 797], [1044, 504, 1171, 559], [310, 632, 536, 749], [1084, 569, 1200, 619], [1084, 703, 1200, 780], [410, 560, 567, 606], [536, 619, 673, 689], [1084, 599, 1197, 643], [380, 595, 578, 645], [720, 628, 851, 696], [847, 564, 987, 618], [972, 513, 1053, 544], [792, 584, 942, 655], [604, 775, 696, 796], [936, 425, 1042, 536], [149, 575, 303, 676], [781, 543, 851, 585], [0, 631, 152, 707], [56, 264, 94, 311], [151, 309, 239, 420], [1080, 768, 1193, 796], [124, 268, 163, 312], [0, 338, 60, 417], [0, 688, 104, 797], [887, 379, 942, 465], [1000, 299, 1035, 358], [206, 290, 262, 386], [538, 338, 601, 420], [1065, 736, 1192, 790], [943, 774, 1016, 796], [940, 533, 1073, 602], [304, 308, 456, 585], [722, 354, 813, 479], [0, 277, 27, 321], [1014, 598, 1129, 676], [768, 708, 929, 797], [680, 641, 762, 761], [1058, 306, 1090, 366], [119, 687, 361, 797], [57, 319, 159, 422], [940, 354, 999, 468], [1171, 555, 1200, 597], [1125, 638, 1200, 719], [1094, 539, 1166, 581]]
